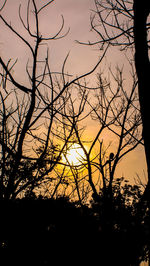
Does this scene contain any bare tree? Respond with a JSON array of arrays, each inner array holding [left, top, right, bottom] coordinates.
[[54, 67, 142, 205], [49, 83, 90, 202], [85, 0, 150, 193], [86, 69, 141, 197], [0, 0, 102, 199]]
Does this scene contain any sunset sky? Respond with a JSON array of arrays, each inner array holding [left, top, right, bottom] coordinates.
[[0, 0, 147, 185], [0, 0, 100, 76]]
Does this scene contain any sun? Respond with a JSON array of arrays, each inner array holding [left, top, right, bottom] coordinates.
[[62, 143, 86, 166]]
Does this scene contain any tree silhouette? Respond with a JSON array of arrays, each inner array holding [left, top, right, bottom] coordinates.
[[0, 179, 149, 265], [90, 177, 150, 265], [89, 0, 150, 204], [0, 1, 149, 265], [133, 0, 150, 187], [81, 1, 150, 263], [59, 68, 142, 204], [0, 0, 102, 199]]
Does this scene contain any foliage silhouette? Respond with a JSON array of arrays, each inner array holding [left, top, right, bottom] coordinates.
[[90, 177, 150, 265], [0, 180, 149, 265], [0, 196, 95, 265]]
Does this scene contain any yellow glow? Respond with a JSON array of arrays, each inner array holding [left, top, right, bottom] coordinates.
[[62, 143, 85, 166]]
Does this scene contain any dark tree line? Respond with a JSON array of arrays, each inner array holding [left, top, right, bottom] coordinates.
[[0, 180, 149, 265]]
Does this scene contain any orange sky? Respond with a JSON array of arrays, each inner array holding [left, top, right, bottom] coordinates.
[[0, 0, 147, 186]]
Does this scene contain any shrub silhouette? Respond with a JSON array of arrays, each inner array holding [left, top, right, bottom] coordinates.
[[0, 180, 149, 265], [0, 197, 96, 265], [90, 178, 150, 265]]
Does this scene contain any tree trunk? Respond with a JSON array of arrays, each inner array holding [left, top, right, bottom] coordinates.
[[133, 1, 150, 188]]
